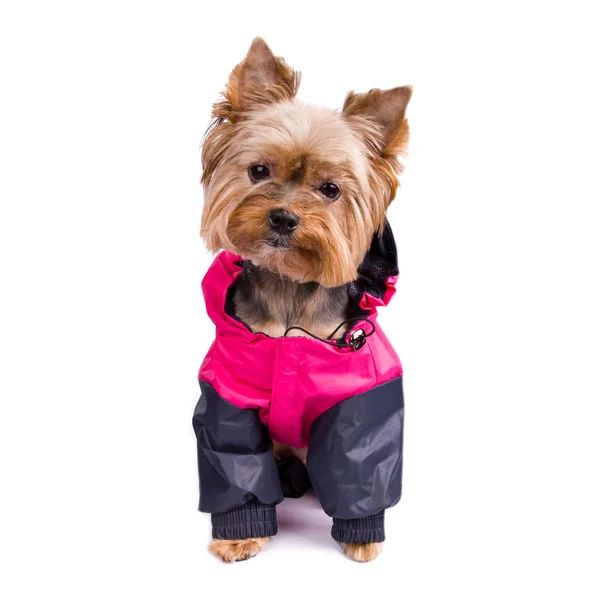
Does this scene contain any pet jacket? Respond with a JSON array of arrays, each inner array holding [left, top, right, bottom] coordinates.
[[193, 221, 405, 544]]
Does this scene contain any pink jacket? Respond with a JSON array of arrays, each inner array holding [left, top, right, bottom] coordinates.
[[198, 235, 403, 448], [193, 223, 405, 541]]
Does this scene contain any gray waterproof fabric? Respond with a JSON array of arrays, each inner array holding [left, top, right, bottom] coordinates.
[[307, 377, 404, 520], [193, 381, 283, 514], [193, 377, 404, 542]]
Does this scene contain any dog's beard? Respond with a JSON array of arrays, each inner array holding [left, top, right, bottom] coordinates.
[[212, 192, 368, 287]]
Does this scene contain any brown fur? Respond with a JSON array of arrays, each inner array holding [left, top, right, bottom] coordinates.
[[200, 37, 411, 563], [210, 537, 269, 562], [342, 542, 382, 562]]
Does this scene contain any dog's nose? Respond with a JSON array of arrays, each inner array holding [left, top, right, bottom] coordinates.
[[269, 209, 300, 234]]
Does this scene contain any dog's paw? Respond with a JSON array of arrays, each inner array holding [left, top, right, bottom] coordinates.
[[342, 542, 382, 563], [210, 537, 269, 563]]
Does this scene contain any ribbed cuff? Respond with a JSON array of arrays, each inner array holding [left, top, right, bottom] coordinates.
[[331, 511, 385, 543], [211, 500, 277, 540]]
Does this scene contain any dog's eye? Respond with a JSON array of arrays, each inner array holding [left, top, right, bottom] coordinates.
[[249, 164, 270, 182], [319, 182, 340, 200]]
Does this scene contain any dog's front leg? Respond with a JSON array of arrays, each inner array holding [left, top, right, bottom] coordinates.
[[193, 382, 282, 562], [306, 377, 405, 562]]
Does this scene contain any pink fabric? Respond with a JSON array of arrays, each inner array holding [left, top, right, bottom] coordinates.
[[198, 251, 403, 448]]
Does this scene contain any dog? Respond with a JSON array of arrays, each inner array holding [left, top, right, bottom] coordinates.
[[195, 37, 411, 562]]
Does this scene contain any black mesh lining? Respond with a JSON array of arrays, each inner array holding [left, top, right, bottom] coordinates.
[[346, 219, 399, 317], [224, 260, 255, 332]]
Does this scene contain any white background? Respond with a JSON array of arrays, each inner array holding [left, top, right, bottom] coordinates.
[[1, 1, 599, 598]]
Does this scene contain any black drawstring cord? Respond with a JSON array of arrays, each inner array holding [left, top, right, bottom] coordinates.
[[283, 317, 376, 349]]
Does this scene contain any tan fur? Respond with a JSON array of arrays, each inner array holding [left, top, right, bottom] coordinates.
[[210, 537, 269, 562], [342, 542, 382, 563], [273, 442, 307, 463], [342, 86, 412, 156], [220, 37, 300, 117]]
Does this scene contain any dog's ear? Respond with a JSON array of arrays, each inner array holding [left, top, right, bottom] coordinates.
[[343, 86, 412, 155], [222, 37, 300, 115]]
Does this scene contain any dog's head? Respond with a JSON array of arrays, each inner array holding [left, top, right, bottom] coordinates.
[[201, 37, 411, 287]]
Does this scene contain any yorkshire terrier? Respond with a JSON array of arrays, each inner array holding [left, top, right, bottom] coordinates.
[[197, 37, 411, 562]]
